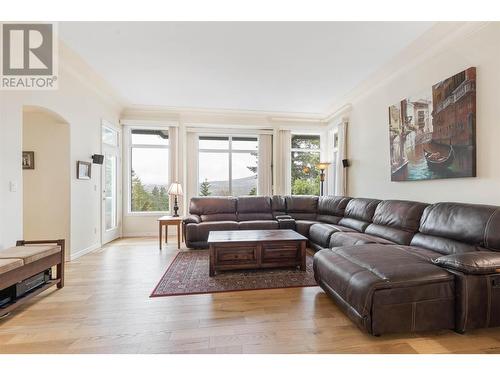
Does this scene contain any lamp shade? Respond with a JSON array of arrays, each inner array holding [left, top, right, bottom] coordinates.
[[167, 182, 183, 196], [316, 162, 331, 171]]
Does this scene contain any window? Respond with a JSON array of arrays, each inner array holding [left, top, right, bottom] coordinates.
[[291, 134, 320, 195], [198, 136, 258, 196], [102, 126, 118, 146], [129, 129, 169, 212]]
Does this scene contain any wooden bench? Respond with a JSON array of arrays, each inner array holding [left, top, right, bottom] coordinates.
[[0, 239, 65, 318]]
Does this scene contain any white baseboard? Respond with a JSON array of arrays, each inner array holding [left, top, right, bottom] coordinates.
[[121, 231, 158, 237], [122, 229, 179, 237], [70, 242, 101, 261]]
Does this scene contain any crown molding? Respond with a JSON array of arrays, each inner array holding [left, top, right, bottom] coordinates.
[[59, 41, 126, 112], [121, 105, 325, 124], [323, 103, 352, 123]]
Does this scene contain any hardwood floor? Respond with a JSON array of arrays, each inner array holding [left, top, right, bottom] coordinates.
[[1, 237, 500, 354]]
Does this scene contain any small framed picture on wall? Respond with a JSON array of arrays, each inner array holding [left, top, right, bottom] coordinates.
[[22, 151, 35, 170], [77, 161, 92, 180]]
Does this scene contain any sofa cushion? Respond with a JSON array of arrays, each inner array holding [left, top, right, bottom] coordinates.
[[285, 195, 318, 220], [0, 245, 61, 265], [309, 223, 356, 248], [189, 197, 237, 222], [238, 220, 279, 230], [316, 196, 351, 224], [338, 198, 381, 232], [329, 232, 395, 247], [237, 196, 273, 221], [0, 258, 24, 275], [271, 195, 287, 218], [364, 200, 428, 245], [295, 220, 322, 237], [313, 244, 455, 334], [201, 213, 238, 222], [185, 221, 239, 244], [237, 196, 272, 213], [411, 203, 500, 254]]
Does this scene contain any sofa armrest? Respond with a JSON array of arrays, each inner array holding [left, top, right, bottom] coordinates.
[[275, 216, 296, 230], [275, 215, 293, 220], [433, 252, 500, 275], [183, 214, 201, 225]]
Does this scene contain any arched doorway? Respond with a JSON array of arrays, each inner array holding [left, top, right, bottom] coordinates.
[[22, 106, 71, 259]]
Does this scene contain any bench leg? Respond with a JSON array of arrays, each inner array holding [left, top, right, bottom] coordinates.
[[57, 262, 64, 289], [0, 312, 11, 320], [57, 240, 65, 289]]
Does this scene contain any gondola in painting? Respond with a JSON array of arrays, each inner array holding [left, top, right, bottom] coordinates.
[[389, 67, 476, 182]]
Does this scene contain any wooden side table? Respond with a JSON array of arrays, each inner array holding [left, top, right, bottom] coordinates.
[[158, 216, 183, 250]]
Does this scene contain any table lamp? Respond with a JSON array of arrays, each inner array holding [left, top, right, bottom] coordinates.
[[167, 182, 183, 217]]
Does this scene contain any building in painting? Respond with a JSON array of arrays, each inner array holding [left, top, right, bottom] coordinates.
[[431, 67, 476, 146]]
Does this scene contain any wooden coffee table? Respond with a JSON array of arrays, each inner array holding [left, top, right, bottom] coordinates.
[[207, 229, 307, 276]]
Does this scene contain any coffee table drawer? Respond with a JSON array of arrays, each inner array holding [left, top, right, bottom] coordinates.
[[216, 246, 257, 263], [262, 242, 299, 261]]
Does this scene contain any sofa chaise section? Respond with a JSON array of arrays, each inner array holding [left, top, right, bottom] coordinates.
[[314, 202, 500, 335], [314, 244, 455, 335]]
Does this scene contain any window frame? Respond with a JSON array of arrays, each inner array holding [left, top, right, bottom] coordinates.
[[127, 126, 171, 216], [197, 134, 259, 197], [290, 132, 322, 196]]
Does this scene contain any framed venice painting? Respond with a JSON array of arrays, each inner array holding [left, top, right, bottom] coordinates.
[[389, 67, 476, 182]]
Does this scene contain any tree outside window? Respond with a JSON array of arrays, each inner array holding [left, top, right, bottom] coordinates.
[[291, 134, 321, 195], [130, 129, 170, 212]]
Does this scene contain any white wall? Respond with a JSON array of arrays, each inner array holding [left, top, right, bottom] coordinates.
[[342, 22, 500, 205], [0, 43, 122, 257], [23, 110, 71, 254]]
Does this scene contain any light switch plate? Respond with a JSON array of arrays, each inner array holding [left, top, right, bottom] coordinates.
[[9, 181, 18, 192]]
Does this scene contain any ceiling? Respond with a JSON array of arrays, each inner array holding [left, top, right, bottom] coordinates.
[[60, 22, 434, 115]]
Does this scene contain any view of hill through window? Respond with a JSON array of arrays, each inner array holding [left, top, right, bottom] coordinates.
[[199, 136, 258, 196]]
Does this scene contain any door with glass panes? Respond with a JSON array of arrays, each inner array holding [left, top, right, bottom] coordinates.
[[102, 123, 121, 244]]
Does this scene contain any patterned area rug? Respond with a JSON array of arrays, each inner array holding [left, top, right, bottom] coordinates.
[[150, 250, 317, 297]]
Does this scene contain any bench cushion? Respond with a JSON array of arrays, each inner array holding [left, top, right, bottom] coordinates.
[[0, 245, 61, 265], [0, 258, 24, 275]]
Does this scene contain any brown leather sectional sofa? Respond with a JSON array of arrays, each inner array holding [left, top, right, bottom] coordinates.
[[183, 195, 500, 336]]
